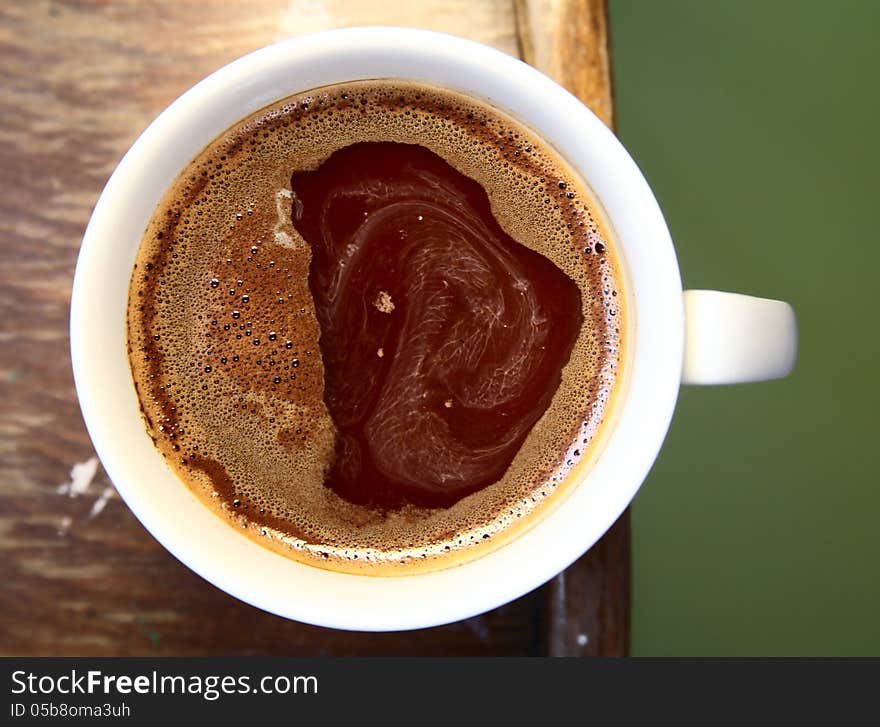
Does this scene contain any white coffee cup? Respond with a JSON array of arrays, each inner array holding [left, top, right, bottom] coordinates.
[[70, 27, 797, 631]]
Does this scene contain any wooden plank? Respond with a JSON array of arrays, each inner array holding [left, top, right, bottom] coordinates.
[[0, 0, 626, 656], [541, 514, 630, 656], [516, 0, 614, 127]]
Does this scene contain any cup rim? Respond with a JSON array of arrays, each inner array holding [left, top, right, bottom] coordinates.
[[70, 27, 683, 631]]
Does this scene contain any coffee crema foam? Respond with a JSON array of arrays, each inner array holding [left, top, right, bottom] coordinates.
[[127, 81, 625, 575]]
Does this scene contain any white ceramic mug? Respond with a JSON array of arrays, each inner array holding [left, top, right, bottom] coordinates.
[[70, 27, 797, 631]]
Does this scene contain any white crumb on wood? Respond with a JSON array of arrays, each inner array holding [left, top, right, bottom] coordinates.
[[373, 290, 395, 313], [55, 456, 117, 525], [377, 347, 384, 358], [56, 456, 99, 497], [577, 633, 589, 646], [89, 486, 117, 519]]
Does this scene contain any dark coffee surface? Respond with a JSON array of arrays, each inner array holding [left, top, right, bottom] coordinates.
[[127, 80, 623, 574], [296, 142, 583, 509]]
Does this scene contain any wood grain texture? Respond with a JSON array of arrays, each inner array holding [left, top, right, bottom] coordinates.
[[0, 0, 626, 656], [516, 0, 614, 127]]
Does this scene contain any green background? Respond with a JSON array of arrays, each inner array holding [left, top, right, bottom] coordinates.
[[608, 0, 879, 655]]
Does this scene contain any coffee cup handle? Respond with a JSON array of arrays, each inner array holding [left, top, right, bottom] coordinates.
[[682, 290, 798, 385]]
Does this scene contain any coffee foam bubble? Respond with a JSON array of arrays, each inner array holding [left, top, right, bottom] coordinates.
[[127, 80, 624, 574]]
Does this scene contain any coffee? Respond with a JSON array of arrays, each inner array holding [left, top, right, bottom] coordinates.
[[127, 80, 624, 574], [296, 141, 584, 509]]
